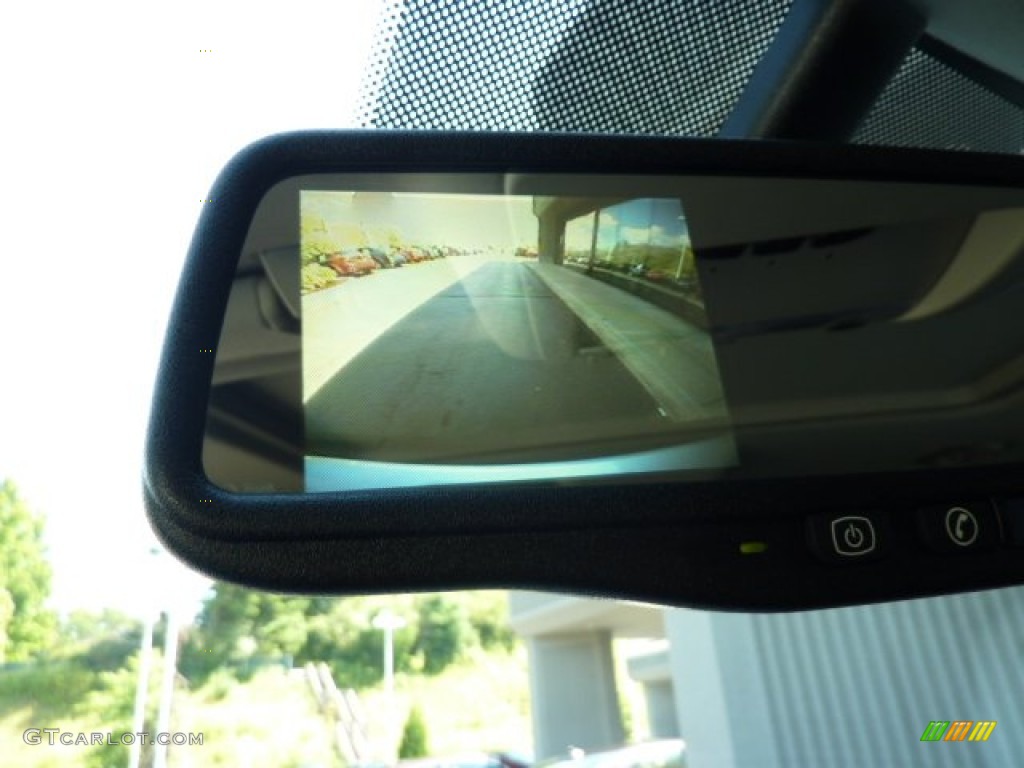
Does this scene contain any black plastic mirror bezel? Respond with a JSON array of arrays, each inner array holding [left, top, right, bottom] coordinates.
[[144, 130, 1024, 610]]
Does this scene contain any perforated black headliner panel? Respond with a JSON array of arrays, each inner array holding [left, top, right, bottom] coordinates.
[[358, 0, 793, 136], [854, 46, 1024, 153], [357, 0, 1024, 155]]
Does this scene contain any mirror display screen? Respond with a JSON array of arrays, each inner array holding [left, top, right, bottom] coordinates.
[[203, 171, 1024, 494], [299, 189, 735, 491]]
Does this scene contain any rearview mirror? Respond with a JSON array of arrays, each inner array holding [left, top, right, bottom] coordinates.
[[145, 131, 1024, 610]]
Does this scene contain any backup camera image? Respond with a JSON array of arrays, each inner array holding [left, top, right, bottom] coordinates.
[[300, 188, 735, 491]]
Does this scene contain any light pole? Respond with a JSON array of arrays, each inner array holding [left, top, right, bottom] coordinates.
[[372, 609, 407, 763], [371, 609, 407, 695], [137, 546, 180, 768], [128, 610, 155, 768], [152, 607, 179, 768], [129, 547, 161, 768]]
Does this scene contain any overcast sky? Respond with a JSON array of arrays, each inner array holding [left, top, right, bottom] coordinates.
[[0, 0, 386, 618]]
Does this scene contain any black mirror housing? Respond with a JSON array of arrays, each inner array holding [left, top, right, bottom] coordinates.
[[145, 130, 1024, 610]]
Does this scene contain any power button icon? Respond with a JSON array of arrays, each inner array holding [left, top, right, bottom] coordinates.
[[831, 516, 877, 556], [809, 512, 886, 563]]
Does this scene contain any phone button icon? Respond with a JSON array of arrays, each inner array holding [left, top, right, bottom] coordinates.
[[945, 507, 979, 547], [917, 501, 995, 553]]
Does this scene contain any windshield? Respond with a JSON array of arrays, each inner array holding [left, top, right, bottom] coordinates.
[[2, 2, 1023, 767]]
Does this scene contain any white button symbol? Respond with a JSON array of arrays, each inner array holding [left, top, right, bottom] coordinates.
[[945, 507, 979, 547], [831, 516, 876, 556]]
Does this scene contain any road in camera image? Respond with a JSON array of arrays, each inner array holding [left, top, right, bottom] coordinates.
[[300, 190, 729, 465]]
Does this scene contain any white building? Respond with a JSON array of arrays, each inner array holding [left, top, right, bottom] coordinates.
[[509, 588, 1024, 767]]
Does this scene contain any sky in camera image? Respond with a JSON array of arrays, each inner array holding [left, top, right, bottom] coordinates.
[[303, 190, 541, 251], [595, 198, 689, 250]]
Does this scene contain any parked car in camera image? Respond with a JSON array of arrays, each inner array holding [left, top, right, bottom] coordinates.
[[328, 248, 377, 277], [389, 247, 408, 266], [351, 249, 379, 275], [366, 246, 395, 269], [399, 246, 421, 263], [326, 251, 360, 277]]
